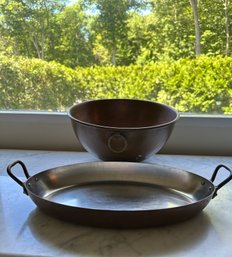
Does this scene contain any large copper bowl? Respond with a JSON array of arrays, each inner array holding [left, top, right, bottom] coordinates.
[[68, 99, 179, 161]]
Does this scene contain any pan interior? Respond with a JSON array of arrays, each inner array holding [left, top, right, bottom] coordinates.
[[44, 181, 195, 211], [70, 99, 178, 128]]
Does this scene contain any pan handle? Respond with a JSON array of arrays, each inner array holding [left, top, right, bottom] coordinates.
[[210, 164, 232, 199], [7, 160, 31, 195]]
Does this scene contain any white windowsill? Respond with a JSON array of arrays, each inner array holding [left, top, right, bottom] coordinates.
[[0, 111, 231, 156]]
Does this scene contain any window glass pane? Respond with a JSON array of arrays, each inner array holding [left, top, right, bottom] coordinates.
[[0, 0, 231, 114]]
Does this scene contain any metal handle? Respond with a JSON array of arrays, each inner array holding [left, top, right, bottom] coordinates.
[[210, 164, 232, 198], [7, 160, 31, 195]]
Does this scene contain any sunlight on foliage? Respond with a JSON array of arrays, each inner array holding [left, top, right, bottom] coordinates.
[[0, 55, 231, 114]]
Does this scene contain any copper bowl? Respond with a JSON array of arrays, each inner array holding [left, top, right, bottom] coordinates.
[[68, 99, 179, 161]]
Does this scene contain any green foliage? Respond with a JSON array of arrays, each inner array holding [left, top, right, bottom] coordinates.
[[0, 56, 84, 111], [76, 56, 232, 114], [51, 2, 95, 67], [1, 0, 232, 67], [0, 55, 231, 114], [154, 56, 232, 113], [0, 0, 66, 58]]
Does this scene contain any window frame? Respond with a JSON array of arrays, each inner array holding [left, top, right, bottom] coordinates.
[[0, 111, 231, 156]]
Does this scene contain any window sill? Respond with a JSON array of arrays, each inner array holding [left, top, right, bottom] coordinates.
[[0, 111, 231, 156]]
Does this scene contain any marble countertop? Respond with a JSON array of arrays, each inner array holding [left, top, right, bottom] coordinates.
[[0, 149, 232, 257]]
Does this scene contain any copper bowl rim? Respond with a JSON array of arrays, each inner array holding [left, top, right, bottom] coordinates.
[[68, 99, 179, 130]]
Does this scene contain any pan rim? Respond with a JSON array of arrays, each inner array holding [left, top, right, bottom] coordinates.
[[68, 99, 179, 130], [25, 161, 215, 213]]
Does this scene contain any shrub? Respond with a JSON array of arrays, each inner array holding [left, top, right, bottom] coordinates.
[[0, 55, 231, 113], [0, 56, 83, 111]]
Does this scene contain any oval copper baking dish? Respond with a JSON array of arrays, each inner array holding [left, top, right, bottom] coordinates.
[[7, 161, 232, 228]]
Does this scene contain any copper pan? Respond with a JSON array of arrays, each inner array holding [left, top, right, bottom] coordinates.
[[7, 161, 232, 228]]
